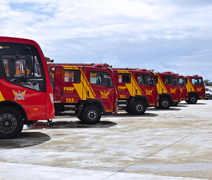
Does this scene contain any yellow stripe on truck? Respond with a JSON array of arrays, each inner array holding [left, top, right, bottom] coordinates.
[[73, 68, 96, 100], [154, 73, 168, 94], [63, 66, 79, 70], [0, 91, 5, 102], [185, 76, 195, 92], [125, 72, 142, 96], [117, 70, 130, 74]]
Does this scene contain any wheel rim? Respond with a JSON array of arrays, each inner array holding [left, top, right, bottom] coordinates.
[[86, 110, 98, 122], [0, 113, 17, 134], [191, 97, 196, 103], [136, 104, 144, 112], [162, 100, 169, 108]]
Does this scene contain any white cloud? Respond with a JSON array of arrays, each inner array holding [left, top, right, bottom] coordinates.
[[1, 0, 212, 80]]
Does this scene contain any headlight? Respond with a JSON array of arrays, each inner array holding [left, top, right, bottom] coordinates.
[[49, 93, 54, 104]]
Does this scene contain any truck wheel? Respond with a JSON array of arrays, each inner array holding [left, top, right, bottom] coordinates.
[[81, 106, 101, 124], [0, 107, 23, 139], [77, 115, 82, 121], [125, 107, 132, 114], [132, 101, 146, 115], [188, 95, 197, 104], [159, 98, 170, 109]]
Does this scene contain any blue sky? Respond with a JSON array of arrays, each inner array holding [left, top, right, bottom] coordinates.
[[1, 0, 212, 81]]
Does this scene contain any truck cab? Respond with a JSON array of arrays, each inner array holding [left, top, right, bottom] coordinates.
[[49, 64, 117, 124], [154, 71, 180, 109], [185, 75, 206, 104], [112, 68, 159, 114]]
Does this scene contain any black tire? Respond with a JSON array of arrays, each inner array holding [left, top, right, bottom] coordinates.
[[77, 115, 82, 121], [132, 101, 146, 115], [0, 107, 24, 139], [187, 95, 197, 104], [159, 98, 170, 109], [125, 107, 133, 114], [81, 106, 101, 124], [172, 102, 178, 106]]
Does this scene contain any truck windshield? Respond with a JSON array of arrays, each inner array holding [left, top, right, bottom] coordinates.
[[0, 43, 45, 91], [192, 78, 203, 86], [178, 77, 185, 86], [164, 76, 178, 86], [90, 71, 113, 87], [138, 74, 155, 86]]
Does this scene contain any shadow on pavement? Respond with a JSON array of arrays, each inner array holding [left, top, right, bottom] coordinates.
[[105, 112, 158, 117], [147, 107, 182, 111], [27, 120, 117, 130], [0, 132, 51, 149], [177, 104, 188, 107], [186, 103, 207, 105]]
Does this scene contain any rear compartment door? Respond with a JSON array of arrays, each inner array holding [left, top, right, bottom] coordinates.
[[62, 66, 81, 104]]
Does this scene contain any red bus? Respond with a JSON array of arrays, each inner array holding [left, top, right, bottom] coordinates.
[[0, 37, 54, 139]]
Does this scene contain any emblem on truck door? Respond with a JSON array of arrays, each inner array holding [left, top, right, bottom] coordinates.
[[146, 89, 153, 95], [13, 90, 26, 100], [197, 88, 202, 92], [100, 91, 110, 99], [170, 88, 176, 93]]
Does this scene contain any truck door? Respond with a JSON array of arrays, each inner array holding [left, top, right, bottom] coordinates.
[[136, 73, 157, 106], [163, 75, 179, 102], [89, 70, 115, 113], [178, 77, 187, 100]]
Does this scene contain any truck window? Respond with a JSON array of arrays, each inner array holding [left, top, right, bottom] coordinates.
[[90, 71, 113, 87], [0, 43, 45, 91], [118, 73, 131, 83], [64, 70, 80, 82], [178, 77, 185, 86], [138, 74, 155, 86], [164, 76, 178, 86], [192, 78, 203, 86]]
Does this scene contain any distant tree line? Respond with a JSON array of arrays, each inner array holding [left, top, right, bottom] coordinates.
[[204, 79, 212, 86]]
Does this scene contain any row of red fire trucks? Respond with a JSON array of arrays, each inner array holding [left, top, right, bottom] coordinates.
[[47, 62, 206, 124], [0, 37, 206, 139]]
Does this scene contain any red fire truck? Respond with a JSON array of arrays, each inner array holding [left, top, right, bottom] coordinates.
[[154, 72, 181, 109], [0, 36, 54, 139], [184, 75, 206, 104], [177, 75, 188, 101], [48, 63, 118, 124], [112, 68, 159, 114]]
